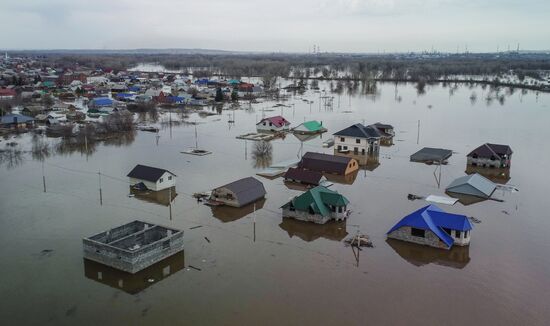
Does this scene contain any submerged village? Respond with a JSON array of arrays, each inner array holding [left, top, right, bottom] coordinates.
[[1, 52, 548, 324]]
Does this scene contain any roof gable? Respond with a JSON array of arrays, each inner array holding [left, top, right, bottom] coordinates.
[[127, 164, 175, 182], [387, 205, 471, 248], [290, 186, 349, 217], [446, 173, 496, 198], [334, 123, 381, 139]]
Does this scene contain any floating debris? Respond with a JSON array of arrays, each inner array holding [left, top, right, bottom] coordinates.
[[204, 236, 211, 243], [468, 216, 482, 224], [345, 234, 373, 248], [181, 148, 212, 156], [407, 194, 424, 201], [189, 225, 203, 230], [138, 126, 159, 132], [236, 132, 284, 141], [501, 210, 510, 215], [188, 265, 202, 271]]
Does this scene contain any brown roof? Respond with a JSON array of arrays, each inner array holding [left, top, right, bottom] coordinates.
[[467, 143, 512, 159], [299, 152, 354, 175], [283, 167, 324, 185]]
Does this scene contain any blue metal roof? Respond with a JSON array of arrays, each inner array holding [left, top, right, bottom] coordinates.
[[387, 205, 472, 248], [115, 93, 133, 98], [92, 97, 113, 106], [1, 114, 34, 124]]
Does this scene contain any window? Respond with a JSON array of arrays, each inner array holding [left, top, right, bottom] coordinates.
[[159, 178, 163, 183], [362, 149, 365, 155], [356, 139, 361, 144], [337, 145, 342, 151], [354, 147, 358, 154], [269, 122, 272, 126], [340, 137, 345, 142], [455, 231, 462, 239], [464, 230, 469, 238], [168, 176, 172, 180], [411, 228, 425, 238], [443, 228, 452, 236]]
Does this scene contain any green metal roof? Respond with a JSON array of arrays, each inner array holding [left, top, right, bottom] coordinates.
[[302, 120, 323, 131], [288, 186, 349, 217]]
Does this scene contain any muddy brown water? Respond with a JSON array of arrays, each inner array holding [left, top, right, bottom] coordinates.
[[1, 82, 549, 325]]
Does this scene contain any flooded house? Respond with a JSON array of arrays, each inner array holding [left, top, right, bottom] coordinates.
[[89, 97, 114, 109], [333, 123, 382, 155], [210, 177, 266, 208], [0, 114, 35, 129], [467, 143, 513, 168], [372, 122, 395, 146], [281, 186, 350, 224], [83, 220, 184, 274], [256, 115, 291, 132], [410, 147, 453, 163], [283, 167, 326, 186], [292, 120, 327, 134], [386, 205, 473, 250], [446, 173, 496, 199], [298, 152, 359, 176], [127, 164, 176, 191]]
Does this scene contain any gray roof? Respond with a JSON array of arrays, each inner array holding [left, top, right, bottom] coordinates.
[[410, 147, 453, 162], [127, 164, 176, 182], [218, 177, 266, 206], [333, 123, 381, 139], [446, 173, 496, 198]]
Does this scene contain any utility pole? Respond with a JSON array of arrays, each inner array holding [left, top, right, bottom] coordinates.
[[417, 120, 420, 145], [253, 203, 256, 242], [194, 124, 198, 149], [169, 187, 172, 220]]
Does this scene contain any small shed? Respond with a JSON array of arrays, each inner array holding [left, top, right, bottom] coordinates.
[[446, 173, 496, 199], [387, 205, 472, 250], [283, 167, 326, 186], [210, 177, 266, 208], [281, 186, 350, 224], [299, 152, 358, 176], [127, 164, 177, 191], [410, 147, 452, 163]]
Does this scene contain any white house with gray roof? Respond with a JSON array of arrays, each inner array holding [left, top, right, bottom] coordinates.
[[333, 123, 382, 155]]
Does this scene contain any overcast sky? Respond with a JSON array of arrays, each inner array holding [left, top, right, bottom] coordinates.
[[0, 0, 548, 52]]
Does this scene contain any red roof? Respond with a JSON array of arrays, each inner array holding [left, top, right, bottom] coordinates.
[[257, 115, 290, 128], [0, 88, 16, 96]]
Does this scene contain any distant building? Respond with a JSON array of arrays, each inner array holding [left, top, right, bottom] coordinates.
[[89, 97, 114, 109], [467, 143, 513, 168], [299, 152, 359, 176], [333, 123, 382, 155], [0, 114, 34, 129], [281, 186, 350, 224], [127, 164, 176, 191], [387, 205, 472, 250], [0, 88, 16, 100], [256, 116, 291, 132], [210, 177, 266, 208]]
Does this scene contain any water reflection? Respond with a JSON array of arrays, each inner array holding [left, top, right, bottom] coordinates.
[[465, 165, 511, 184], [83, 251, 185, 295], [211, 198, 266, 223], [279, 217, 348, 242], [386, 239, 470, 269], [252, 141, 273, 169], [323, 169, 359, 185], [130, 186, 177, 207], [0, 147, 24, 169]]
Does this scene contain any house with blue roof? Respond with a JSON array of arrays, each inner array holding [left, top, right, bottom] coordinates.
[[387, 205, 472, 249], [89, 97, 114, 108]]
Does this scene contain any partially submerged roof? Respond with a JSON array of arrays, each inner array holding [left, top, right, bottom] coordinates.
[[1, 114, 35, 124], [410, 147, 453, 162], [91, 97, 114, 106], [285, 186, 350, 217], [127, 164, 176, 183], [296, 120, 324, 132], [257, 115, 290, 128], [467, 143, 513, 159], [446, 173, 496, 199], [217, 177, 266, 206], [334, 123, 381, 139], [284, 167, 324, 185], [299, 152, 355, 175], [387, 205, 472, 248]]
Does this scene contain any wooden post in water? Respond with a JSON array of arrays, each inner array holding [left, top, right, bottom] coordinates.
[[253, 203, 256, 242], [98, 170, 103, 206], [42, 160, 46, 193]]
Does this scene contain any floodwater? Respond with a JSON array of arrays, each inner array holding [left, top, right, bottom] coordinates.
[[1, 81, 550, 325]]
